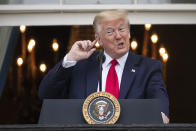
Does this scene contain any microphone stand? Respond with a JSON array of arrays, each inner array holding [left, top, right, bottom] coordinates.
[[97, 49, 105, 92]]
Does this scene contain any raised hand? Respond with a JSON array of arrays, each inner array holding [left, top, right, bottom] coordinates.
[[67, 40, 97, 61]]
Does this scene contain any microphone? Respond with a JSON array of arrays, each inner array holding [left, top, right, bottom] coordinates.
[[96, 49, 106, 92]]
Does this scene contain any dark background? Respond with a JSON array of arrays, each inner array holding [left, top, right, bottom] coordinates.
[[0, 25, 196, 124]]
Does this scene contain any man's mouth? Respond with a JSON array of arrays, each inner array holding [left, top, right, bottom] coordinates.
[[117, 42, 124, 48]]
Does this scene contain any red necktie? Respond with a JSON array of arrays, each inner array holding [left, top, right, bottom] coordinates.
[[105, 59, 119, 99]]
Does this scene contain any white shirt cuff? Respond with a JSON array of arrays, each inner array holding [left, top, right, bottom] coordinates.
[[62, 55, 77, 68]]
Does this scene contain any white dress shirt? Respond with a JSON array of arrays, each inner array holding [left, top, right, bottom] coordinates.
[[99, 52, 128, 92], [62, 55, 77, 68]]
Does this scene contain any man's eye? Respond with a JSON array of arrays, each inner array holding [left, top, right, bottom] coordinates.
[[119, 28, 125, 32], [106, 30, 113, 35]]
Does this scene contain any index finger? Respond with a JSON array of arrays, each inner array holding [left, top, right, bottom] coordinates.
[[87, 39, 97, 49], [91, 39, 97, 46], [91, 40, 100, 49]]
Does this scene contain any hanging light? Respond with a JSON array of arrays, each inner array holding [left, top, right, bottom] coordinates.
[[39, 63, 47, 72], [144, 24, 151, 31], [28, 38, 36, 52], [95, 42, 100, 49], [162, 53, 169, 63], [131, 40, 138, 51], [17, 57, 23, 67], [159, 47, 166, 56], [20, 25, 26, 33], [151, 34, 158, 44], [52, 39, 59, 52]]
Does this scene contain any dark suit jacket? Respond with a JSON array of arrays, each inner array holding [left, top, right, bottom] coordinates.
[[39, 51, 169, 117]]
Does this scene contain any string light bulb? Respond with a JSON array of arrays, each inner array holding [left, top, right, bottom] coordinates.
[[95, 42, 100, 49], [151, 34, 158, 44], [39, 63, 47, 73], [145, 24, 151, 31], [17, 57, 23, 67], [162, 53, 169, 63], [28, 39, 36, 52], [159, 47, 166, 56], [52, 39, 59, 52], [20, 25, 26, 33], [131, 40, 138, 51]]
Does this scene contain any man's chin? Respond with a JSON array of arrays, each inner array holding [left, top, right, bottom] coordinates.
[[114, 50, 128, 59], [118, 48, 129, 54]]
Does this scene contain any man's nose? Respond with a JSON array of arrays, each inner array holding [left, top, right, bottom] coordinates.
[[115, 30, 122, 39]]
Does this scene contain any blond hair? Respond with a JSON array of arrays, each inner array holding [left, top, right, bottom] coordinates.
[[93, 9, 130, 34]]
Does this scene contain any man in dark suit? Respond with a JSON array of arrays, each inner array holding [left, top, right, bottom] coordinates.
[[39, 9, 169, 123]]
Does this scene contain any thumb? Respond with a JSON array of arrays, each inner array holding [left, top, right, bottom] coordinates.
[[87, 48, 96, 57]]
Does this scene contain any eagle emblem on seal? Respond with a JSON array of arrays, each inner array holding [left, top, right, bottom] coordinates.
[[93, 100, 111, 120]]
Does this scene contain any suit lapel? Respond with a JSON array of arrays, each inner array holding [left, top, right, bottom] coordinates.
[[86, 51, 140, 98], [119, 52, 137, 99], [86, 54, 99, 96]]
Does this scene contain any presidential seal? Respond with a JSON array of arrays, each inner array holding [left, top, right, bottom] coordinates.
[[82, 92, 120, 124]]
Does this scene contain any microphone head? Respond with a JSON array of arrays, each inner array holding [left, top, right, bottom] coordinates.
[[97, 50, 106, 63]]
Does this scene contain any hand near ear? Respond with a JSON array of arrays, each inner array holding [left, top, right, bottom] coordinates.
[[67, 40, 97, 61]]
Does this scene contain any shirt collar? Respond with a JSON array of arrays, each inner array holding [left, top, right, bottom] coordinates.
[[103, 51, 129, 68]]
